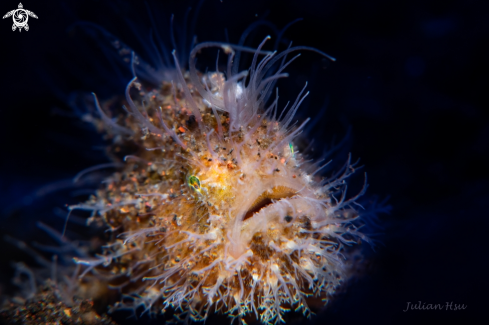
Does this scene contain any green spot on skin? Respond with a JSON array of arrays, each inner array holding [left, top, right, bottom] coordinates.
[[188, 175, 201, 191], [289, 143, 294, 157]]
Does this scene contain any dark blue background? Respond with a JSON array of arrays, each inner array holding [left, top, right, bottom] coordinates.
[[0, 0, 487, 324]]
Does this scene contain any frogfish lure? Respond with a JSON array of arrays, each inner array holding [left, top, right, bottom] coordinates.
[[68, 29, 376, 325]]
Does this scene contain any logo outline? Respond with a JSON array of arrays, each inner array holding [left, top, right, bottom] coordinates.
[[3, 3, 38, 32]]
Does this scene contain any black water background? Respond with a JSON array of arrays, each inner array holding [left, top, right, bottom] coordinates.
[[0, 0, 487, 324]]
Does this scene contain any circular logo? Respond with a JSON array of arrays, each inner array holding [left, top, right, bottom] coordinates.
[[13, 9, 27, 28]]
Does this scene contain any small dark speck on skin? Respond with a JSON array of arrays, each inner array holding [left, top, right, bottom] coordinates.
[[284, 216, 293, 223], [186, 115, 197, 129]]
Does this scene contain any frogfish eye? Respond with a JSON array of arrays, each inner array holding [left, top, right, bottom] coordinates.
[[188, 175, 201, 191]]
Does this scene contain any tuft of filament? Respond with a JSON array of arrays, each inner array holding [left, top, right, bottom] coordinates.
[[74, 37, 370, 324]]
